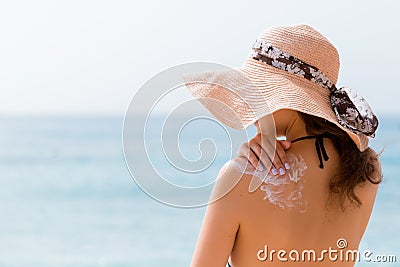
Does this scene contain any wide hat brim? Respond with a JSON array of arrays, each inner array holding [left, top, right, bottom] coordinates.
[[184, 57, 369, 152]]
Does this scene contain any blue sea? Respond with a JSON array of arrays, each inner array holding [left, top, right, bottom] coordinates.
[[0, 115, 399, 266]]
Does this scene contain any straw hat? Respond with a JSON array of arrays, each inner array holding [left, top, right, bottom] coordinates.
[[184, 24, 378, 152]]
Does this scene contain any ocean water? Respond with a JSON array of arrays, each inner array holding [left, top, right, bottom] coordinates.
[[0, 115, 398, 266]]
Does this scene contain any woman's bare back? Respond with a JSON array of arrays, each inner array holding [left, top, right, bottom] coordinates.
[[224, 137, 379, 266]]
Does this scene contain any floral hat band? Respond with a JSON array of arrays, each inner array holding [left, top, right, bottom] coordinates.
[[251, 38, 379, 138]]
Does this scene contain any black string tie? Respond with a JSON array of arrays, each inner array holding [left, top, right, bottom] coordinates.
[[290, 134, 331, 169]]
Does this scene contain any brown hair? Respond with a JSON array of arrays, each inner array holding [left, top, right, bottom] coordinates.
[[298, 112, 383, 210]]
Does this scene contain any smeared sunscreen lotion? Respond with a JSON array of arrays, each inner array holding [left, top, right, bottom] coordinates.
[[230, 152, 308, 212]]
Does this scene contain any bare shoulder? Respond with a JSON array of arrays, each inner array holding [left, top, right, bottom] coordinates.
[[209, 157, 255, 204]]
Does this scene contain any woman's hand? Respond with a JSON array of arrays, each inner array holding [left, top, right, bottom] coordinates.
[[237, 133, 292, 176]]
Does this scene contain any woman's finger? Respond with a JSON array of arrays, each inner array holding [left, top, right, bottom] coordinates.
[[250, 136, 280, 176], [271, 142, 288, 175], [279, 140, 292, 150], [275, 141, 291, 170], [279, 140, 292, 169], [249, 141, 265, 171], [237, 142, 261, 170], [249, 149, 263, 171]]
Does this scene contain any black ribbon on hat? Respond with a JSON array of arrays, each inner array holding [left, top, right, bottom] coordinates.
[[251, 39, 378, 137]]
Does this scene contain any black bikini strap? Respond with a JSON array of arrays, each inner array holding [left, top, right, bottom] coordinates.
[[291, 134, 331, 169]]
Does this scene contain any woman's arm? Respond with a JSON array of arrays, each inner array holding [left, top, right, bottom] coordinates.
[[190, 163, 242, 267]]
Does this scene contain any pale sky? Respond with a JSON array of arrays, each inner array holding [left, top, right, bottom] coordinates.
[[0, 0, 399, 116]]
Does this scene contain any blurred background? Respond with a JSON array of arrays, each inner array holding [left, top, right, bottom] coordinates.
[[0, 0, 399, 266]]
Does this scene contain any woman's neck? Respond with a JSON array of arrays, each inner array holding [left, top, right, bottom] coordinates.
[[282, 112, 309, 141], [257, 110, 309, 142]]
